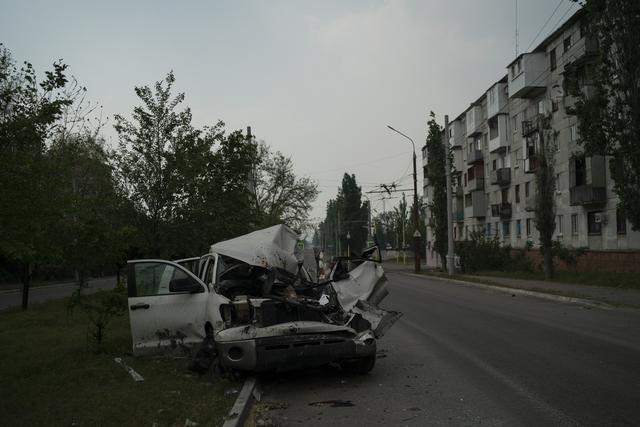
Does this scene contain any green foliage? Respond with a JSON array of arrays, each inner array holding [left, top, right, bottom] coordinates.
[[455, 231, 513, 273], [424, 112, 449, 268], [67, 283, 128, 352], [549, 241, 587, 272], [251, 142, 318, 230], [1, 298, 236, 425], [113, 72, 265, 258], [48, 134, 135, 285], [0, 45, 74, 307], [569, 0, 640, 229], [533, 115, 557, 279], [319, 174, 369, 257]]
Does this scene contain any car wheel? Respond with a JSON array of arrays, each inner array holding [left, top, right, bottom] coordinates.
[[342, 354, 376, 375]]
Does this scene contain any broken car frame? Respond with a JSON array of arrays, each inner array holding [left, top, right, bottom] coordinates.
[[126, 225, 401, 373]]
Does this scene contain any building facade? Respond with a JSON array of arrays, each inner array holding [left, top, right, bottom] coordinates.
[[422, 9, 640, 269]]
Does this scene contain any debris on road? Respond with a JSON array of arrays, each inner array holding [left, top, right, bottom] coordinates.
[[114, 357, 144, 382], [308, 399, 355, 407]]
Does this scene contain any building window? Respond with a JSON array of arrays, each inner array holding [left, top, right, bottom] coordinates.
[[550, 48, 557, 71], [616, 209, 627, 235], [552, 99, 559, 112], [486, 223, 492, 236], [564, 36, 572, 53], [516, 219, 522, 237], [557, 215, 563, 235], [525, 181, 530, 198], [587, 211, 602, 235], [570, 125, 579, 142], [526, 218, 532, 236], [571, 214, 579, 235], [515, 184, 520, 204], [492, 159, 497, 170], [503, 221, 510, 237]]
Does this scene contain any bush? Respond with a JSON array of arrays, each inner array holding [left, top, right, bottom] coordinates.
[[549, 241, 586, 272], [455, 231, 512, 273], [67, 281, 128, 352]]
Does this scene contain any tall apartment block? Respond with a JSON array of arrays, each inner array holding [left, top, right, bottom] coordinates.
[[422, 8, 640, 269]]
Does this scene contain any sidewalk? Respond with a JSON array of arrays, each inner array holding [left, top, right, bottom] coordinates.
[[381, 261, 640, 308]]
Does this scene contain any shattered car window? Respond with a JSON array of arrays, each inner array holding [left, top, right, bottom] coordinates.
[[134, 263, 189, 296]]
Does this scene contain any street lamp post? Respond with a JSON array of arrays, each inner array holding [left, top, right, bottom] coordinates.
[[387, 125, 421, 273]]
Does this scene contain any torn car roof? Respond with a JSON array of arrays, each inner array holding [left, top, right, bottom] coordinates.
[[210, 224, 300, 274]]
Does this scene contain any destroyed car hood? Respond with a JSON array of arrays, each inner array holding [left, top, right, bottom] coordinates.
[[211, 224, 300, 274]]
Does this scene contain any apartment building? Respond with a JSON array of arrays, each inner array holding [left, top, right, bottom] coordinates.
[[423, 8, 640, 269]]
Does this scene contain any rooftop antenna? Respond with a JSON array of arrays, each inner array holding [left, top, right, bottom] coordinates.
[[515, 0, 519, 56]]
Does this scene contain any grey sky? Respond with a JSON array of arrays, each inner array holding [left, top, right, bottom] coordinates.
[[0, 0, 579, 222]]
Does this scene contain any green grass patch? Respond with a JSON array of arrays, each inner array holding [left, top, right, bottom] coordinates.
[[464, 270, 640, 290], [0, 296, 238, 426]]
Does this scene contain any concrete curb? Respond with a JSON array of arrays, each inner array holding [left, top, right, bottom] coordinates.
[[222, 376, 257, 427], [403, 273, 616, 310]]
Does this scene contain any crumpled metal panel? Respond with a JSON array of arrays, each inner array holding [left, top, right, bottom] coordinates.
[[210, 224, 300, 274], [331, 261, 385, 311]]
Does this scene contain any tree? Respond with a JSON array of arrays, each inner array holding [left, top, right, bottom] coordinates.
[[569, 0, 640, 229], [424, 112, 448, 268], [114, 71, 213, 258], [339, 173, 368, 256], [534, 115, 557, 279], [392, 193, 409, 251], [0, 45, 73, 309], [48, 134, 134, 287], [250, 142, 318, 230]]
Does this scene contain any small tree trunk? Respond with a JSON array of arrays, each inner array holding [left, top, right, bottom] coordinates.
[[21, 261, 33, 310]]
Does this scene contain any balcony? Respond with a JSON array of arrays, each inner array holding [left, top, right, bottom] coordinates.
[[448, 120, 464, 148], [467, 177, 485, 192], [570, 185, 606, 206], [508, 52, 546, 99], [466, 149, 483, 165], [464, 191, 487, 218], [488, 115, 509, 153], [466, 105, 483, 136], [490, 168, 511, 186], [487, 82, 508, 118]]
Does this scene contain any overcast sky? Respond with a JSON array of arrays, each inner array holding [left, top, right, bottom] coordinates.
[[1, 0, 580, 223]]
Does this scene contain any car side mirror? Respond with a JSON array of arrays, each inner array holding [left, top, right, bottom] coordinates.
[[169, 278, 203, 293]]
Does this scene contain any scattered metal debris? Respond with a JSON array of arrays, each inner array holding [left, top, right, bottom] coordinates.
[[308, 399, 355, 407], [114, 357, 144, 382]]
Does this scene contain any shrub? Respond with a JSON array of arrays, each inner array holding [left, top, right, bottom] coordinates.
[[67, 281, 128, 352]]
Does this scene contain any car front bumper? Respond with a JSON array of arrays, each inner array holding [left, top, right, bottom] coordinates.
[[217, 331, 377, 372]]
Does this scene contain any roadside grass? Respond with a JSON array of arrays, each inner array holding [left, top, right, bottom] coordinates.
[[0, 296, 238, 426], [458, 270, 640, 290], [382, 257, 640, 290]]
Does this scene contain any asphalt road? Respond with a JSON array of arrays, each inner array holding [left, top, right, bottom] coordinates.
[[0, 277, 117, 311], [257, 271, 640, 426]]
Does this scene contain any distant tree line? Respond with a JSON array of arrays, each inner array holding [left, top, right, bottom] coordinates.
[[0, 45, 317, 309]]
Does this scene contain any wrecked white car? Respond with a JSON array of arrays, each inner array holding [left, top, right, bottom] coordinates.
[[126, 224, 401, 373]]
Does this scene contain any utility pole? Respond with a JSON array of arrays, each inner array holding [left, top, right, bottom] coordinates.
[[444, 115, 455, 276], [387, 125, 421, 273]]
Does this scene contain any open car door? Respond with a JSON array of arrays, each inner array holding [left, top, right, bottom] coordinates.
[[127, 260, 209, 356]]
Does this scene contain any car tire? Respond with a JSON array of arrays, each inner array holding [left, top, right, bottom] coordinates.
[[342, 354, 376, 375]]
